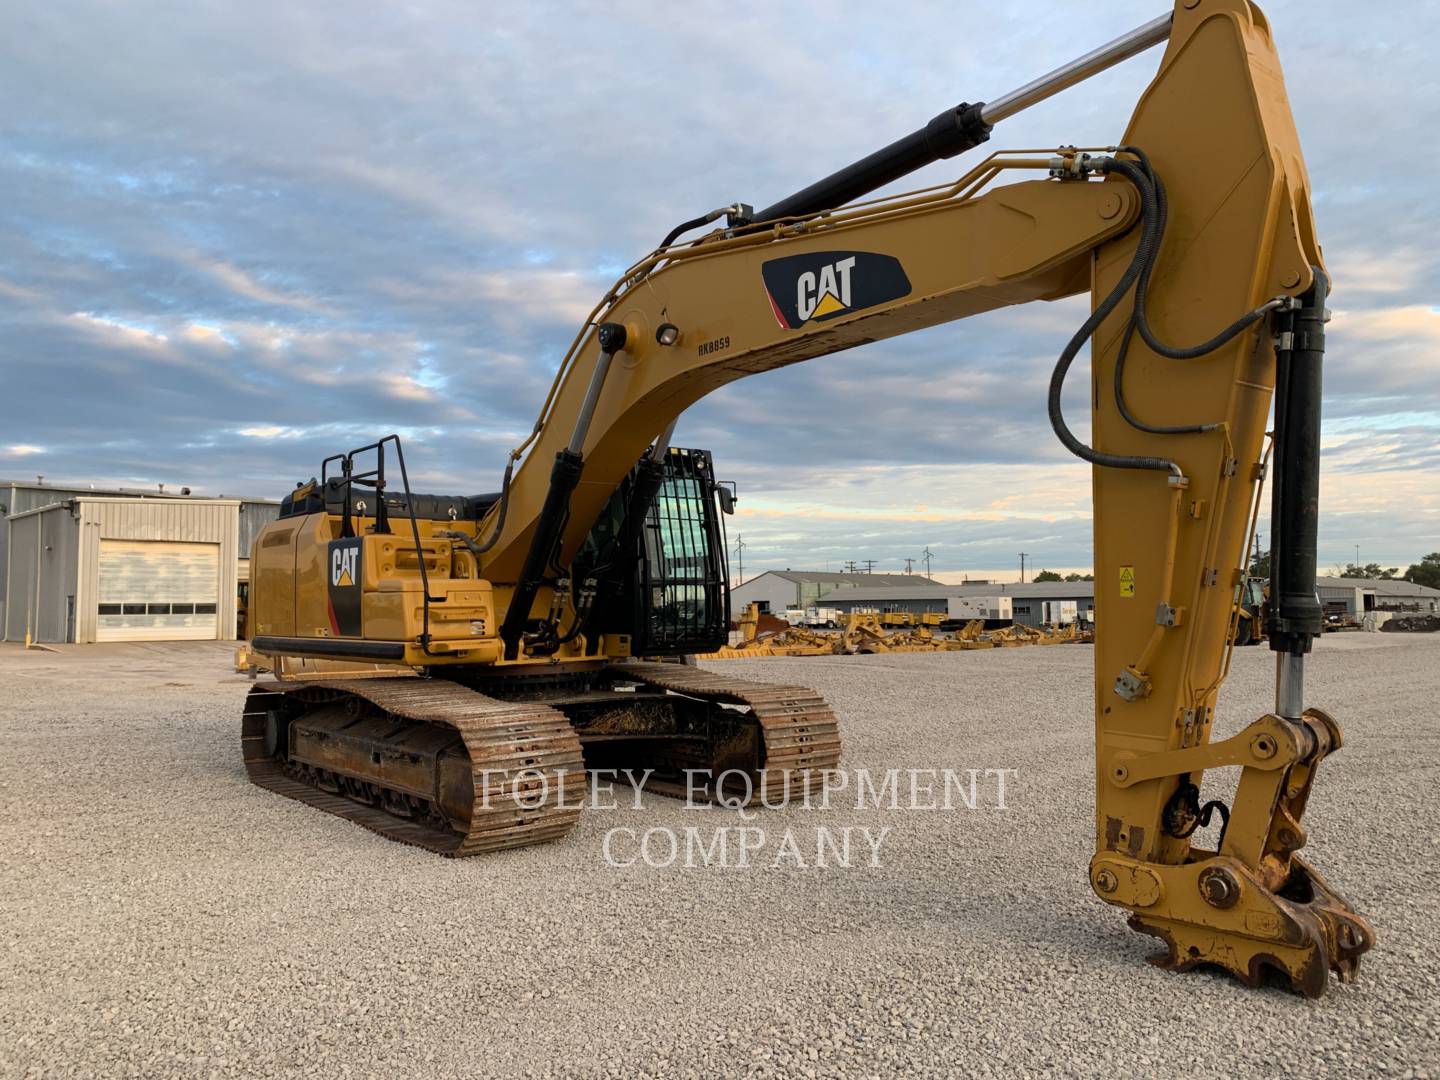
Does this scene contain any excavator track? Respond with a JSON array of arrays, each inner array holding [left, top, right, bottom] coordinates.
[[241, 662, 840, 855], [242, 677, 585, 856], [612, 661, 842, 802]]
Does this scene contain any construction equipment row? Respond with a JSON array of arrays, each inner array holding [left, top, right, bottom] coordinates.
[[698, 605, 1093, 659]]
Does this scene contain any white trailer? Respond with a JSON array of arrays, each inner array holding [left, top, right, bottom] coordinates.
[[947, 596, 1012, 621], [1042, 600, 1079, 626], [782, 606, 842, 628]]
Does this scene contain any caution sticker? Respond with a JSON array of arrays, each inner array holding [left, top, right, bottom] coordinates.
[[1119, 565, 1136, 598]]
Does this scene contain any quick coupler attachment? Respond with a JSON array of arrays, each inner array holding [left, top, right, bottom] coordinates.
[[1091, 708, 1374, 997]]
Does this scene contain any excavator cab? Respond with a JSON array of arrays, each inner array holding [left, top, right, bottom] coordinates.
[[575, 446, 733, 657]]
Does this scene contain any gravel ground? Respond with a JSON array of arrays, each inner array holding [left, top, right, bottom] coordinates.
[[2, 633, 1437, 1078]]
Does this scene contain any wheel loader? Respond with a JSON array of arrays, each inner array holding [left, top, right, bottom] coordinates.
[[243, 0, 1373, 995]]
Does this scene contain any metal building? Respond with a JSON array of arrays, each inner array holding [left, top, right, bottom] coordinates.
[[1367, 578, 1440, 612], [0, 479, 279, 632], [1315, 578, 1371, 618], [810, 580, 1097, 628], [1315, 575, 1440, 616], [3, 497, 241, 643], [730, 570, 940, 614]]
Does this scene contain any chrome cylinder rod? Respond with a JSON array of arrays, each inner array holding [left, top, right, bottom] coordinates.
[[752, 10, 1173, 223], [567, 335, 623, 455], [650, 417, 679, 460], [981, 12, 1175, 125], [1276, 653, 1305, 720]]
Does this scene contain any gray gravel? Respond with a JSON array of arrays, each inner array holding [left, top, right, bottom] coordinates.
[[2, 633, 1437, 1078]]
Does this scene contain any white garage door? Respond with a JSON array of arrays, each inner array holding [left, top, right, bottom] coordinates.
[[96, 540, 221, 641]]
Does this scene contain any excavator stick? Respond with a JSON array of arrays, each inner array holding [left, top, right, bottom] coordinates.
[[1077, 1, 1374, 995]]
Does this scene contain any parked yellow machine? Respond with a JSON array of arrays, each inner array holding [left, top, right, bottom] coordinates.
[[243, 0, 1370, 994], [697, 603, 841, 658], [1233, 576, 1270, 646], [947, 620, 993, 649]]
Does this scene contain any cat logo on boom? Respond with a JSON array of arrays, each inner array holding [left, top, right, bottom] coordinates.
[[761, 250, 911, 330]]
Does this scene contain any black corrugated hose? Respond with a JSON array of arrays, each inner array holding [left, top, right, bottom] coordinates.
[[1047, 148, 1290, 472]]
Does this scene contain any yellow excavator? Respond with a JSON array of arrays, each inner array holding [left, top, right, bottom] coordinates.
[[243, 0, 1372, 995]]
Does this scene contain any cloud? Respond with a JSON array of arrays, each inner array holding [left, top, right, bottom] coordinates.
[[69, 311, 168, 345], [191, 256, 332, 314], [1, 0, 1437, 574]]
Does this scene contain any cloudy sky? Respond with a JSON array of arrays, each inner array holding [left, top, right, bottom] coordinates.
[[3, 1, 1436, 582]]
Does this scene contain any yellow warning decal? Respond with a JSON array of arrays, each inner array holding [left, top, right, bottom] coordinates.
[[1119, 565, 1136, 598]]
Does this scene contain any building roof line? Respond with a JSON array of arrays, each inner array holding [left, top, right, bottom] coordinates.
[[1316, 575, 1440, 597], [738, 569, 941, 587], [8, 496, 245, 520], [1, 479, 279, 505]]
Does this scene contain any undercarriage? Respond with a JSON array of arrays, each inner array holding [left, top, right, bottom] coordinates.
[[242, 661, 842, 855]]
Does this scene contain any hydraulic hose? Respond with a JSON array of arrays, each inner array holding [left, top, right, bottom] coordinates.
[[1048, 150, 1294, 472], [1122, 151, 1285, 361], [1113, 318, 1218, 436], [446, 456, 515, 557], [1046, 155, 1181, 477], [657, 205, 745, 251]]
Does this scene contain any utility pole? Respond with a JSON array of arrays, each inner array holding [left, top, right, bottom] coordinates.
[[1354, 544, 1360, 568], [1019, 552, 1028, 584], [903, 557, 914, 575], [922, 546, 934, 579], [861, 559, 876, 574], [734, 534, 746, 586]]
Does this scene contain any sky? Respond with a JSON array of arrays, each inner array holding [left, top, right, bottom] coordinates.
[[2, 0, 1437, 583]]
